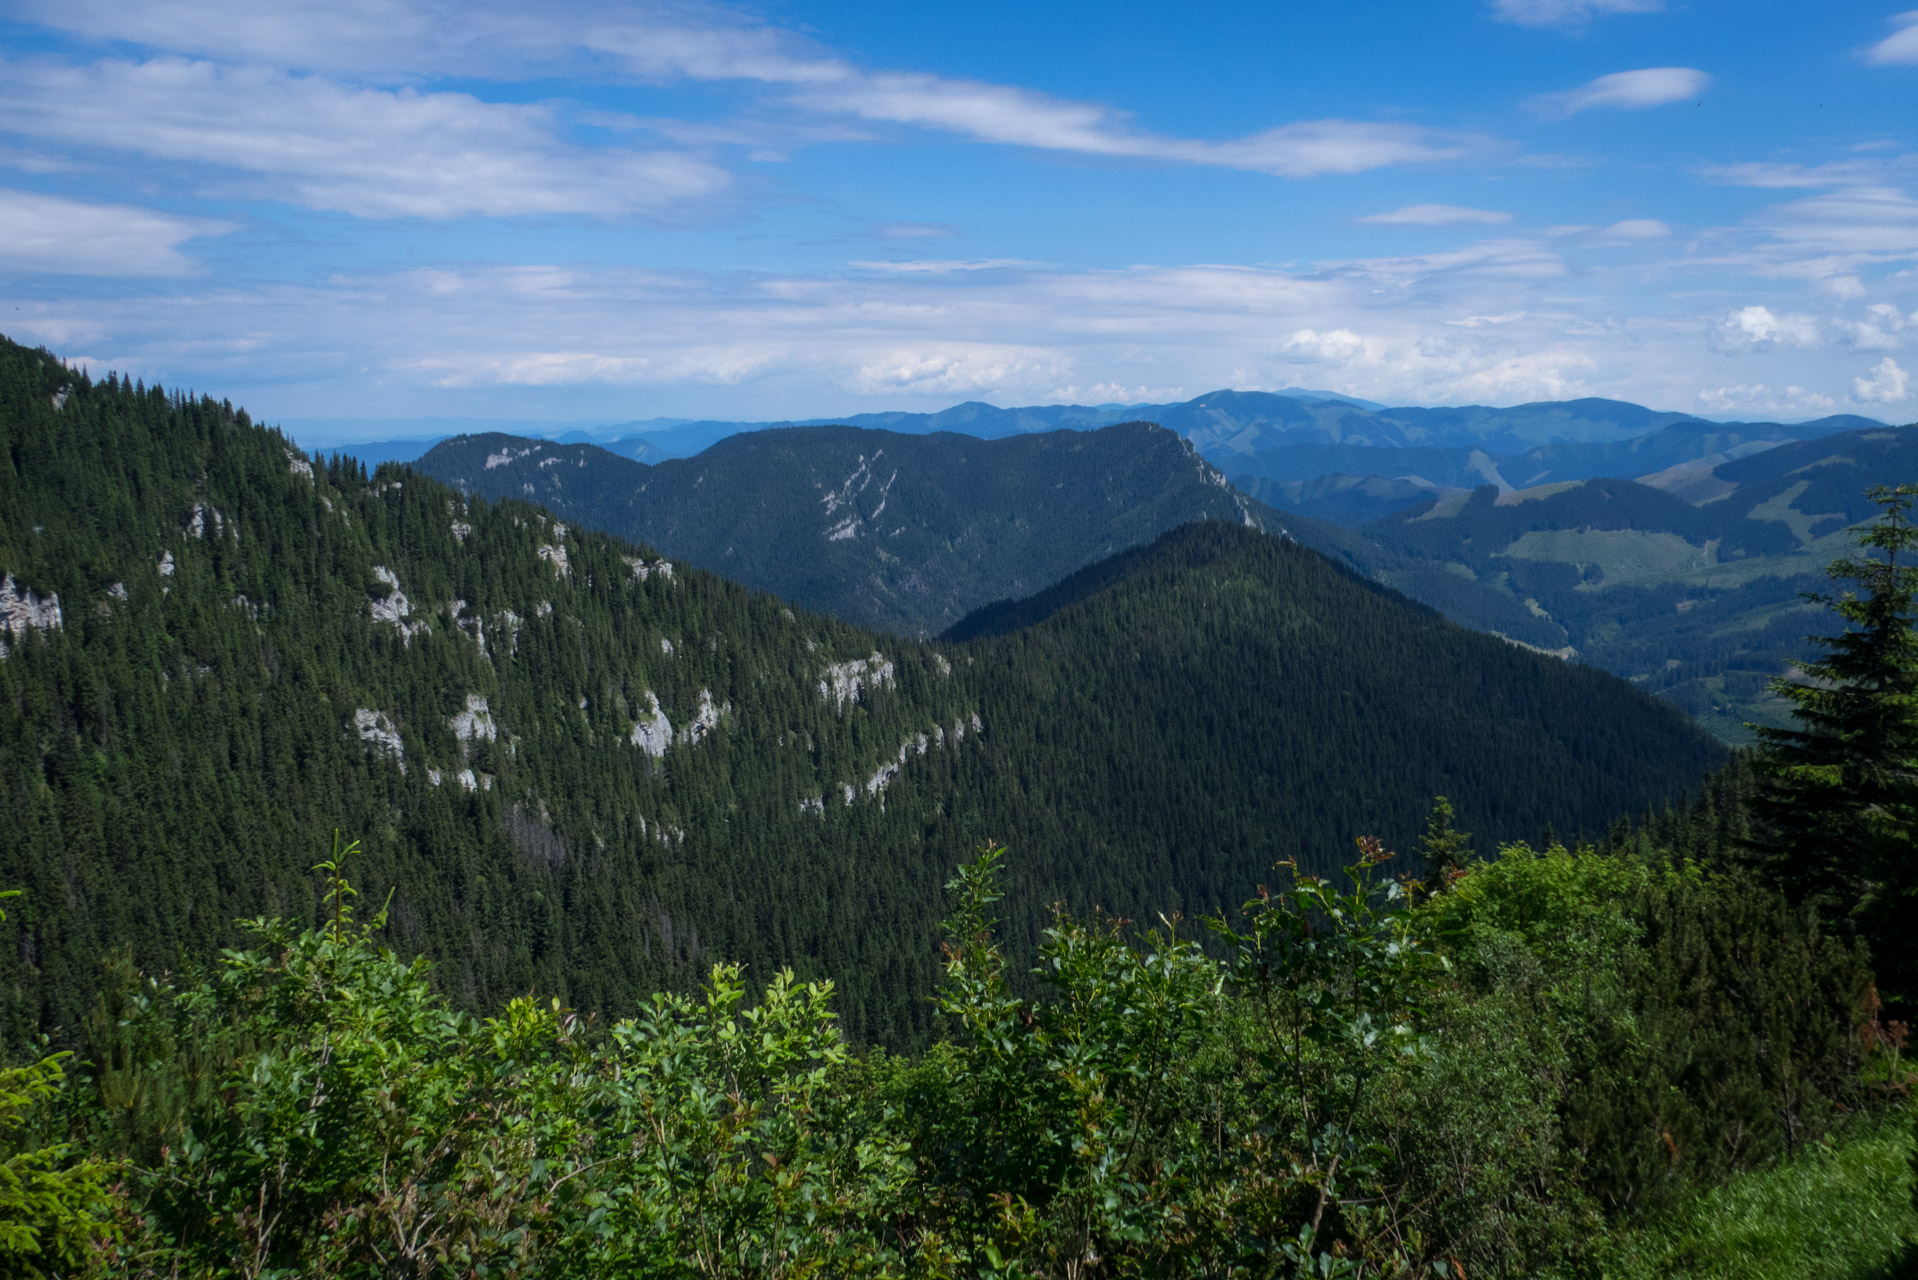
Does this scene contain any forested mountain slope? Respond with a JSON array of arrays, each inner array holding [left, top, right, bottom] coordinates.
[[415, 423, 1272, 637], [1355, 424, 1918, 740], [416, 422, 1574, 651], [0, 337, 1720, 1047]]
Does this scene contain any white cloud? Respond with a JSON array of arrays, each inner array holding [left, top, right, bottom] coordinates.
[[1841, 304, 1906, 350], [850, 259, 1041, 274], [1854, 357, 1910, 402], [1601, 218, 1672, 240], [1714, 305, 1821, 352], [847, 344, 1074, 396], [794, 73, 1473, 176], [6, 0, 1485, 208], [1490, 0, 1661, 28], [1533, 68, 1710, 117], [1359, 203, 1513, 226], [1756, 184, 1918, 259], [1695, 383, 1837, 416], [0, 56, 728, 219], [1703, 159, 1892, 189], [875, 222, 958, 240], [1283, 328, 1372, 362], [0, 188, 229, 275], [1864, 10, 1918, 66], [12, 0, 572, 78]]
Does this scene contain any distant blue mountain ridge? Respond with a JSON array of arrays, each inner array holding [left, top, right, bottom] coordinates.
[[294, 389, 1891, 527]]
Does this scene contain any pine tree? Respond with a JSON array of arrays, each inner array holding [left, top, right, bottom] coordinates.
[[1753, 484, 1918, 1002], [1417, 796, 1472, 898]]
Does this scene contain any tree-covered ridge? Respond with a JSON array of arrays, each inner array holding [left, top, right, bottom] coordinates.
[[0, 336, 1719, 1050], [415, 421, 1271, 638], [0, 338, 975, 1047]]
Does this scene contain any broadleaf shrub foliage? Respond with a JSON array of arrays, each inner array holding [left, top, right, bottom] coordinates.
[[27, 827, 1875, 1279]]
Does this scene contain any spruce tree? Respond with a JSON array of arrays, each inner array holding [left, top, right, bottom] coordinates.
[[1753, 484, 1918, 1002], [1417, 796, 1472, 898]]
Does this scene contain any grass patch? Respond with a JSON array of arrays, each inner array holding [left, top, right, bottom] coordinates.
[[1597, 1106, 1917, 1280]]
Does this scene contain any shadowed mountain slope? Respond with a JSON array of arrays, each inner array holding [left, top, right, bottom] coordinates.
[[415, 423, 1273, 637]]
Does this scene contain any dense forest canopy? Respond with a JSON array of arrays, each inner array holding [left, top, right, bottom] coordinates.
[[0, 335, 1720, 1049]]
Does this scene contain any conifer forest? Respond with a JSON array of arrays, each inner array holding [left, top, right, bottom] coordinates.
[[0, 331, 1913, 1278]]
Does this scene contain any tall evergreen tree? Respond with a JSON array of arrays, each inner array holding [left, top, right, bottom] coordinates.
[[1753, 484, 1918, 1002], [1417, 795, 1472, 899]]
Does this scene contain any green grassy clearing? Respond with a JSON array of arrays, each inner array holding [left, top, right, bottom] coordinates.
[[1598, 1106, 1917, 1280]]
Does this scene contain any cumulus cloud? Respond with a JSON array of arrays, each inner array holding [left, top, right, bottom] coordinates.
[[848, 344, 1074, 396], [1490, 0, 1662, 28], [1282, 328, 1373, 362], [1841, 304, 1908, 350], [1864, 10, 1918, 66], [1715, 305, 1821, 352], [1533, 68, 1710, 117], [1854, 357, 1910, 402], [0, 56, 727, 219], [1359, 203, 1513, 226], [0, 188, 230, 275]]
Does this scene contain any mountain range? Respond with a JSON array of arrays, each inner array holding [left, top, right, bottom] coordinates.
[[0, 335, 1720, 1047]]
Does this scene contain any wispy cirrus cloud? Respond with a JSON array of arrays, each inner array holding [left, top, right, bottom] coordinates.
[[0, 55, 729, 219], [0, 187, 231, 275], [11, 0, 1484, 195], [1359, 204, 1513, 226], [1489, 0, 1661, 28], [1863, 10, 1918, 66], [1532, 67, 1709, 117]]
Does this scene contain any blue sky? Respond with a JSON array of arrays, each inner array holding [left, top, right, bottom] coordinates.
[[1, 0, 1916, 437]]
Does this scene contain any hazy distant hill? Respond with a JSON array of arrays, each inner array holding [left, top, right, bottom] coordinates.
[[1357, 424, 1918, 740], [0, 336, 1720, 1046]]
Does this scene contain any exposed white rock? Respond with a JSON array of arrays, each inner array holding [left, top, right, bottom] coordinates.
[[158, 551, 175, 577], [537, 543, 569, 576], [485, 444, 539, 469], [623, 555, 675, 582], [450, 521, 473, 542], [537, 600, 553, 618], [232, 594, 259, 619], [353, 709, 405, 772], [681, 688, 722, 745], [660, 636, 674, 654], [629, 691, 673, 757], [51, 386, 70, 411], [288, 449, 314, 479], [842, 783, 855, 805], [799, 796, 825, 817], [368, 566, 428, 644], [0, 574, 63, 652], [819, 652, 894, 708], [450, 599, 487, 655], [934, 653, 952, 677], [456, 768, 478, 792], [826, 515, 858, 542], [427, 767, 443, 787], [450, 693, 498, 743], [185, 504, 206, 538], [551, 521, 568, 540], [107, 581, 128, 602]]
